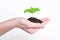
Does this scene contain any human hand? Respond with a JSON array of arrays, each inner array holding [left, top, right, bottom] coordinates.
[[0, 17, 50, 36], [16, 17, 50, 34]]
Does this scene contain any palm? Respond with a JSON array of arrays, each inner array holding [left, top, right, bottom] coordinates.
[[18, 17, 50, 34]]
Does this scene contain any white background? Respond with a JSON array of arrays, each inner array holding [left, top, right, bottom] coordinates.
[[0, 0, 60, 40]]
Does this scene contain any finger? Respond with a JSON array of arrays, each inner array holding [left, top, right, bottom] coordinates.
[[32, 17, 50, 29], [41, 18, 50, 26], [34, 23, 43, 29], [26, 17, 50, 29], [22, 28, 39, 34], [31, 18, 50, 29], [40, 17, 49, 21], [28, 26, 44, 29], [26, 23, 44, 29]]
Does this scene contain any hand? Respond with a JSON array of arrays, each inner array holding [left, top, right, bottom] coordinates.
[[16, 17, 50, 34], [0, 17, 50, 36]]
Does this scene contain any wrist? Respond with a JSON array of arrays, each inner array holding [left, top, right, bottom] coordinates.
[[10, 18, 19, 28], [14, 17, 24, 28]]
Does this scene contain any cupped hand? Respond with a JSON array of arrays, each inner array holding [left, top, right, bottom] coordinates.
[[16, 17, 50, 34]]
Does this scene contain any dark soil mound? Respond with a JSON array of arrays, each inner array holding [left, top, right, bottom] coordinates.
[[28, 17, 42, 23]]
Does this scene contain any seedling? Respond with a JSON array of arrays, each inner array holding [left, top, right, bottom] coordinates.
[[24, 7, 42, 23], [24, 7, 40, 17]]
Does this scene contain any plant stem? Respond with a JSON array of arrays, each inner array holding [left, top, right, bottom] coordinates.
[[32, 13, 33, 17], [32, 9, 34, 17]]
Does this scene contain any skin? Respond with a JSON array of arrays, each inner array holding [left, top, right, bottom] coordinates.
[[0, 17, 50, 36]]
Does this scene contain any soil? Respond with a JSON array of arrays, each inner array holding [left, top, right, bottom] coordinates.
[[28, 17, 42, 23]]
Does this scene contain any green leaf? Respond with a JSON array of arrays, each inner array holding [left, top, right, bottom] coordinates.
[[24, 7, 40, 14], [24, 9, 31, 13], [33, 8, 40, 12]]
